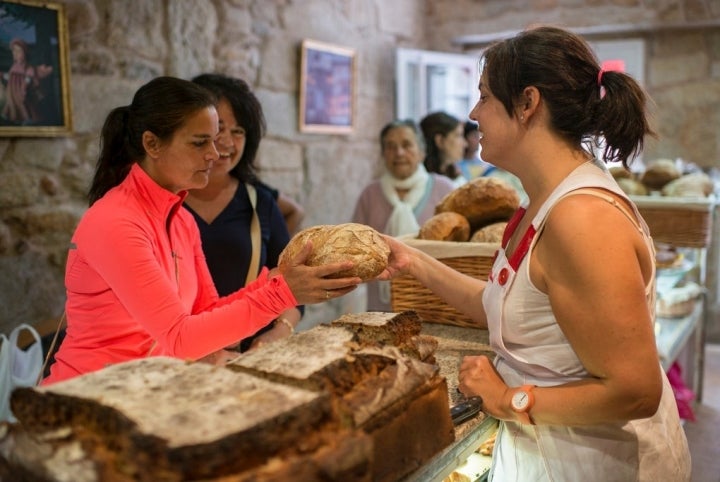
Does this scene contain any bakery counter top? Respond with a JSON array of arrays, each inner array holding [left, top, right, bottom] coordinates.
[[422, 322, 492, 404], [402, 323, 497, 482]]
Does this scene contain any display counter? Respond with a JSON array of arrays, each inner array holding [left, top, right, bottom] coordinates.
[[403, 323, 497, 482]]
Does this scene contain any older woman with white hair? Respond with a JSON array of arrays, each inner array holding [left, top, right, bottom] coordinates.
[[351, 119, 455, 312]]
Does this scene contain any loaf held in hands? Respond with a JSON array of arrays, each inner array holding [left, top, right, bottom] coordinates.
[[278, 223, 390, 281]]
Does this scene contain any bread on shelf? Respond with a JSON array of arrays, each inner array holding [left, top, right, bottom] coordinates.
[[656, 282, 704, 318], [640, 158, 681, 191]]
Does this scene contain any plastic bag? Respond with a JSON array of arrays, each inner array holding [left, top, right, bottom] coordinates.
[[0, 323, 43, 423], [666, 361, 696, 422]]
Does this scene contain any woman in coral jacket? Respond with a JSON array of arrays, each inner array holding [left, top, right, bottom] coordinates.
[[43, 76, 360, 384]]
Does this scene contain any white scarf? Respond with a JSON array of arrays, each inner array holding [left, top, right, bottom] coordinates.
[[377, 164, 430, 304], [380, 164, 429, 237]]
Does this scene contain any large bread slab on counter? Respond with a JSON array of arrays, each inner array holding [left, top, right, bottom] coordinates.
[[5, 357, 371, 482], [228, 311, 454, 482], [2, 311, 454, 482]]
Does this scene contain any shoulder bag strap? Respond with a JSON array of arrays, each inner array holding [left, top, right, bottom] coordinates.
[[38, 312, 66, 384], [245, 183, 261, 285]]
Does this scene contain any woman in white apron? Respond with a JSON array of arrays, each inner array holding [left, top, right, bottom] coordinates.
[[379, 26, 690, 481]]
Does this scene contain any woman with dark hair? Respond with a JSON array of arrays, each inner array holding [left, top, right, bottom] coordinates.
[[379, 27, 690, 480], [44, 76, 359, 384], [420, 111, 468, 187], [351, 119, 455, 312], [186, 73, 302, 350]]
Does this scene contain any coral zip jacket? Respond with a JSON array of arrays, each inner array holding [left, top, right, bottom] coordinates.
[[44, 164, 297, 384]]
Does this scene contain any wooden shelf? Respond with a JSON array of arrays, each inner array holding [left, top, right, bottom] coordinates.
[[453, 19, 720, 49]]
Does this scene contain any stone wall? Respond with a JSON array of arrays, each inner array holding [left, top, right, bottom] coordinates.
[[1, 0, 719, 340], [0, 0, 427, 333]]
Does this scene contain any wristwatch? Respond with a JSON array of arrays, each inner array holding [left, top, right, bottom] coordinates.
[[510, 384, 536, 425]]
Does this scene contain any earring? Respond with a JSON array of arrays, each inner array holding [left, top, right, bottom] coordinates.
[[520, 115, 524, 121]]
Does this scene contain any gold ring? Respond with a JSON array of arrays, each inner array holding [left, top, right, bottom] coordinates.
[[326, 290, 330, 300]]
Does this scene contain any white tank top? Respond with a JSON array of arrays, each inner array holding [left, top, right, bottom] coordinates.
[[483, 161, 690, 482]]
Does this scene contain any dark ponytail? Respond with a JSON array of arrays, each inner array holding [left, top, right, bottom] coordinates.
[[88, 106, 134, 205], [595, 69, 655, 167], [87, 76, 217, 206], [482, 26, 655, 170]]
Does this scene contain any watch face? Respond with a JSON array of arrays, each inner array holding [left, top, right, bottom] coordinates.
[[511, 390, 530, 411]]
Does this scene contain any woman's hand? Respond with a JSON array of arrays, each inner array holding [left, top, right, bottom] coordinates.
[[276, 241, 361, 304], [458, 355, 511, 420], [249, 308, 301, 350], [248, 321, 291, 350], [376, 234, 414, 280]]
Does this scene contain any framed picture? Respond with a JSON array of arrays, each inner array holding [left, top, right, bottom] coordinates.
[[299, 39, 355, 134], [0, 0, 72, 137]]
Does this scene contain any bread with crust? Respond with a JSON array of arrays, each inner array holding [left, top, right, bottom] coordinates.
[[469, 221, 507, 243], [435, 177, 520, 230], [278, 223, 390, 281], [661, 172, 714, 197], [640, 159, 681, 190], [418, 212, 471, 241]]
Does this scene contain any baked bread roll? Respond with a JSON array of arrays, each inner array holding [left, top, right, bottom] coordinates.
[[661, 172, 714, 197], [655, 244, 683, 269], [469, 221, 507, 243], [640, 159, 681, 190], [278, 223, 390, 281], [656, 282, 703, 318], [616, 177, 649, 196], [418, 212, 470, 241], [435, 177, 520, 230], [609, 166, 632, 180]]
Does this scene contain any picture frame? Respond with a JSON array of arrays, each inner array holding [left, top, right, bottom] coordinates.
[[299, 39, 355, 134], [0, 0, 72, 137]]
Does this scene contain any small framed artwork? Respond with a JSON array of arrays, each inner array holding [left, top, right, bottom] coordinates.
[[0, 0, 72, 137], [299, 39, 355, 134]]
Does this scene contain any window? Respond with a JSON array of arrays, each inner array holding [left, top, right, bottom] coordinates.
[[395, 48, 479, 122]]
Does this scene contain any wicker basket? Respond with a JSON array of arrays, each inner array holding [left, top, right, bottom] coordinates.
[[630, 196, 715, 248], [390, 238, 498, 328]]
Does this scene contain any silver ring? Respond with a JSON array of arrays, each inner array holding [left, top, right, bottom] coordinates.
[[326, 290, 330, 300]]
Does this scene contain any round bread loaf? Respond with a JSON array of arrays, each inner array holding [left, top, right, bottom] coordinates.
[[278, 223, 390, 281], [469, 221, 507, 243], [609, 166, 633, 180], [640, 159, 681, 190], [434, 177, 520, 230], [418, 212, 470, 241], [616, 177, 648, 196], [661, 172, 714, 197]]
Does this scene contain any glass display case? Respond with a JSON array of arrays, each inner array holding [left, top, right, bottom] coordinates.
[[632, 195, 715, 401]]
